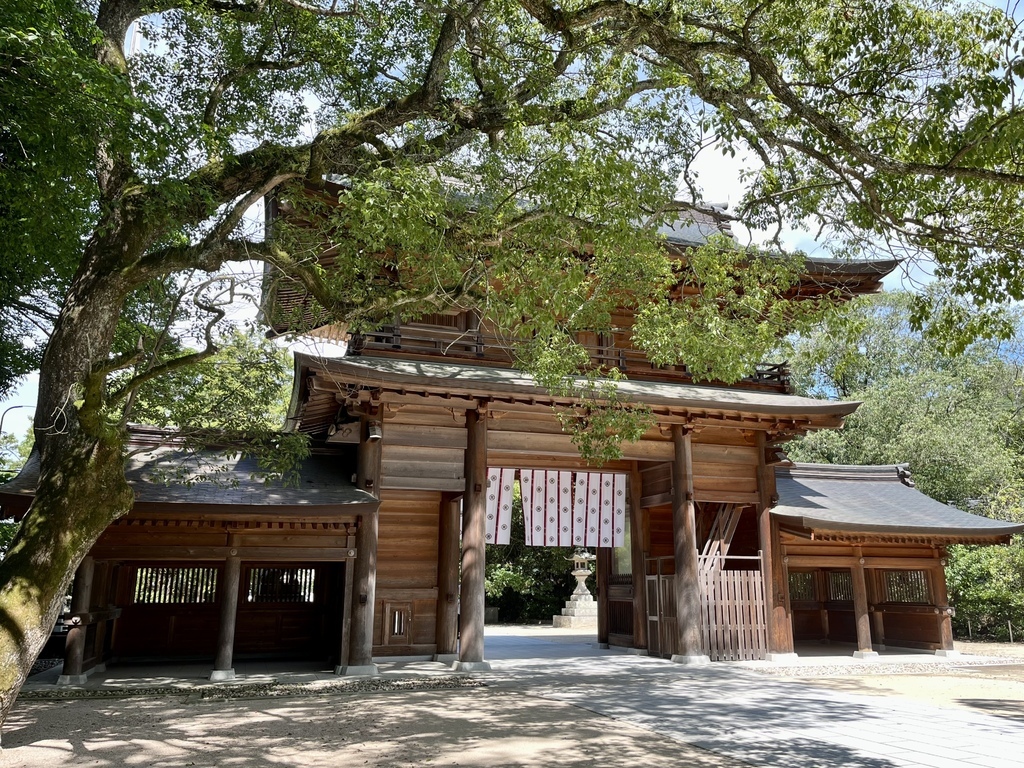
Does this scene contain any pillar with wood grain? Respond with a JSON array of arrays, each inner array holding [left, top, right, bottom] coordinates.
[[932, 555, 958, 656], [210, 554, 241, 681], [757, 432, 796, 659], [851, 547, 878, 659], [596, 547, 611, 647], [454, 405, 491, 671], [628, 465, 648, 651], [434, 494, 461, 662], [670, 425, 709, 665], [341, 415, 382, 675], [58, 556, 94, 685]]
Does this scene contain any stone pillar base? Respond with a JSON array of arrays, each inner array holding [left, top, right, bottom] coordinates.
[[336, 664, 379, 676], [451, 660, 491, 672], [853, 650, 880, 660], [433, 653, 458, 664], [934, 649, 961, 658], [209, 668, 236, 682], [670, 654, 711, 666], [57, 674, 89, 686], [766, 652, 799, 662]]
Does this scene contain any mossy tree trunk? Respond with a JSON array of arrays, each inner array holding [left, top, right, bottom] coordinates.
[[0, 239, 136, 727]]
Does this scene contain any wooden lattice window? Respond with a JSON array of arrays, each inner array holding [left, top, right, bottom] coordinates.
[[884, 570, 930, 604], [788, 571, 817, 602], [134, 567, 218, 604], [247, 567, 316, 603], [826, 570, 854, 602], [383, 601, 411, 645]]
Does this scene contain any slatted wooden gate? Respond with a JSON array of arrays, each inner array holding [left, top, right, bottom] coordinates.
[[647, 554, 768, 661], [697, 555, 768, 661]]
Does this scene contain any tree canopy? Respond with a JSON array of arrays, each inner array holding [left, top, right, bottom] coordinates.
[[6, 0, 1024, 724]]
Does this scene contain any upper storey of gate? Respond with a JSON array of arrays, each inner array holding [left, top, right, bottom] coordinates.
[[263, 182, 896, 394]]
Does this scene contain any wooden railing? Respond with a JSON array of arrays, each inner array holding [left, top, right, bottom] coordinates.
[[349, 324, 792, 392]]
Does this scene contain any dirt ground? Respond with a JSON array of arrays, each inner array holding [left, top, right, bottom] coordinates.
[[4, 638, 1023, 766], [769, 641, 1024, 724], [0, 688, 732, 768]]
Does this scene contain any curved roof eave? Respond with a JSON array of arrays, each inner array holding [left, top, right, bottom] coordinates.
[[294, 353, 860, 420]]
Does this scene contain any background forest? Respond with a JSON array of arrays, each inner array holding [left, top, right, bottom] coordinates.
[[784, 291, 1024, 640]]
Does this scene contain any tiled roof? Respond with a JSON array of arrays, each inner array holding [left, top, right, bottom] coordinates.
[[773, 464, 1024, 539], [0, 445, 371, 511]]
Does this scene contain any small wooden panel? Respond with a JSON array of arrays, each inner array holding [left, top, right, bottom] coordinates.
[[383, 424, 468, 449], [385, 407, 467, 428], [383, 445, 465, 465], [691, 444, 759, 465], [377, 491, 442, 594], [693, 427, 758, 447]]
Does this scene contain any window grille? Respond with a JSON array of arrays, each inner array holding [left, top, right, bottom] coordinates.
[[392, 609, 406, 636], [788, 571, 817, 602], [247, 567, 316, 603], [884, 570, 930, 604], [134, 567, 218, 604], [826, 570, 854, 601]]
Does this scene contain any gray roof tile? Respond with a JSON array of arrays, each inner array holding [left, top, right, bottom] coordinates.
[[774, 464, 1024, 539], [1, 447, 371, 510]]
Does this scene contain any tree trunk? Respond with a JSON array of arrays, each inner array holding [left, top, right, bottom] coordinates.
[[0, 248, 136, 729]]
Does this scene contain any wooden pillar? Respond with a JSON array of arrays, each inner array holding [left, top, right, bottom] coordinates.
[[434, 494, 461, 661], [91, 561, 111, 671], [59, 556, 94, 685], [851, 548, 877, 658], [670, 425, 708, 664], [339, 552, 355, 667], [455, 406, 490, 670], [596, 547, 611, 646], [628, 464, 648, 650], [342, 416, 382, 675], [757, 433, 794, 657], [210, 555, 241, 680], [932, 556, 957, 654], [869, 570, 886, 650]]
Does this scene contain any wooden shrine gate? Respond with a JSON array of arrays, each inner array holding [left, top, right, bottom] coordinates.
[[646, 554, 768, 661]]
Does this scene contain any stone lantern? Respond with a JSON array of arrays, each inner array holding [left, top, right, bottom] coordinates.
[[552, 549, 598, 628]]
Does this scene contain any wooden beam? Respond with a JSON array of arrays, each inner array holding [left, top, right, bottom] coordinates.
[[339, 555, 355, 668], [89, 546, 355, 562], [671, 426, 707, 663], [757, 434, 793, 655], [457, 406, 490, 669], [851, 548, 874, 655], [931, 562, 956, 652], [345, 416, 382, 673], [597, 547, 611, 646], [59, 557, 94, 684], [435, 494, 461, 658], [629, 464, 648, 650], [487, 430, 674, 460], [211, 555, 241, 680], [785, 555, 945, 570], [380, 476, 466, 492]]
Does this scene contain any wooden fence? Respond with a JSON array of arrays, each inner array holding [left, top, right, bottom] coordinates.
[[697, 555, 768, 661], [647, 555, 768, 661]]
